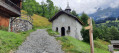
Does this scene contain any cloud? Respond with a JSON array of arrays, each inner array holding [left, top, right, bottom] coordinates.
[[36, 0, 119, 14], [110, 0, 119, 8]]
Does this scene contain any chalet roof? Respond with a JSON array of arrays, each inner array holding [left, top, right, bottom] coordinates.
[[49, 10, 84, 25]]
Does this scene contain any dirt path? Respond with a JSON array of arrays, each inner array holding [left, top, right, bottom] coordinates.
[[15, 29, 64, 53]]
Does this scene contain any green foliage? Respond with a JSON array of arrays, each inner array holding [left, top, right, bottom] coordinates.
[[22, 0, 59, 19], [81, 28, 89, 43], [47, 28, 59, 36], [80, 12, 89, 26], [71, 10, 78, 17], [95, 20, 119, 41], [22, 0, 38, 16], [109, 26, 119, 40], [56, 36, 110, 53], [94, 25, 119, 42]]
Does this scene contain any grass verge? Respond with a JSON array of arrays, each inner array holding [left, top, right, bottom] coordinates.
[[0, 29, 34, 53], [56, 36, 111, 53], [47, 28, 59, 36]]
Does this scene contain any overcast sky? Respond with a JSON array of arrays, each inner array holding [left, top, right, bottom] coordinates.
[[36, 0, 119, 14]]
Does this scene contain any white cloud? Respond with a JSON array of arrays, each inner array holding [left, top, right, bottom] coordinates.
[[36, 0, 119, 14], [110, 0, 119, 8]]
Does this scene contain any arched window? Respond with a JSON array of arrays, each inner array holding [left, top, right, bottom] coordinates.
[[56, 27, 58, 32]]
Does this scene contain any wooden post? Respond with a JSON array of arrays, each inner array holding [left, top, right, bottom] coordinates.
[[89, 18, 94, 53], [85, 18, 94, 53], [20, 0, 22, 9]]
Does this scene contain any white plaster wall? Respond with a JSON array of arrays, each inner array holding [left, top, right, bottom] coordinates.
[[75, 21, 83, 40], [52, 14, 77, 38], [52, 14, 83, 40]]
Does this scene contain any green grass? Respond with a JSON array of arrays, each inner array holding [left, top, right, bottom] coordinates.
[[47, 28, 59, 36], [56, 36, 111, 53], [0, 29, 35, 53], [94, 39, 109, 50]]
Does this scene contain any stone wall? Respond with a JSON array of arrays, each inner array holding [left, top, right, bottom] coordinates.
[[11, 18, 32, 32]]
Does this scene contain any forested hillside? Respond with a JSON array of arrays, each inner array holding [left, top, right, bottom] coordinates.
[[95, 17, 119, 24], [22, 0, 59, 19], [22, 0, 79, 19]]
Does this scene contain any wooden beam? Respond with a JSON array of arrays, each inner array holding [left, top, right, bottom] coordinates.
[[85, 26, 91, 30], [85, 18, 94, 53], [89, 18, 94, 53], [20, 1, 22, 9]]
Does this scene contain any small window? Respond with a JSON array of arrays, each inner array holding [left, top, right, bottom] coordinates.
[[56, 27, 58, 32]]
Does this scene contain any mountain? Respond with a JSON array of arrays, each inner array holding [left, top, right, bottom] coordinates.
[[88, 6, 119, 21]]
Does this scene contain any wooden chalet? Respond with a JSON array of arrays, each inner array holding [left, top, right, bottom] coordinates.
[[0, 0, 22, 27]]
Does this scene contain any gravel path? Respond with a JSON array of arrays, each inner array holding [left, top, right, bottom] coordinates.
[[16, 29, 64, 53]]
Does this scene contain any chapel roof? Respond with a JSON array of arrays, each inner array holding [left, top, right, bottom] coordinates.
[[49, 10, 84, 25]]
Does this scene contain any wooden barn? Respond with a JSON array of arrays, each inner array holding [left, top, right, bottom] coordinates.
[[0, 0, 22, 28]]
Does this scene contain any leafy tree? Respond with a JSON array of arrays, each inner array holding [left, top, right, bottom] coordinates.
[[22, 0, 59, 19], [22, 0, 40, 16], [40, 1, 47, 17], [71, 10, 78, 17], [109, 26, 119, 40], [47, 0, 55, 19], [80, 12, 89, 26]]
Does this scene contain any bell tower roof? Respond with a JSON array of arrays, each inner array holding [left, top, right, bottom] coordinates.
[[65, 2, 71, 13]]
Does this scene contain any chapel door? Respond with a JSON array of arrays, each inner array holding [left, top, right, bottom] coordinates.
[[61, 27, 65, 36]]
